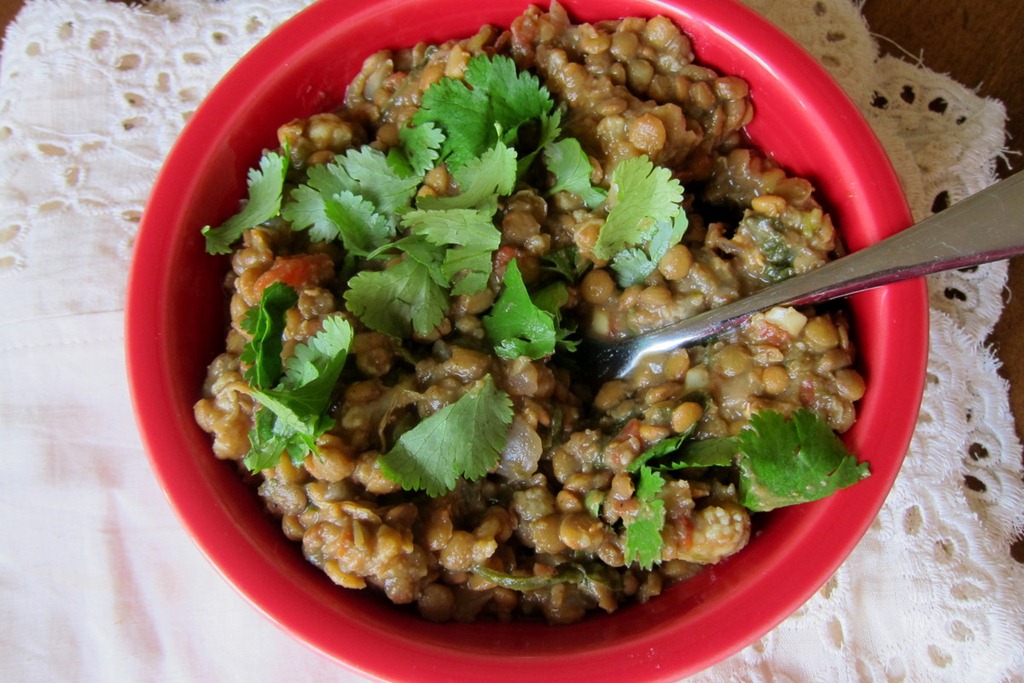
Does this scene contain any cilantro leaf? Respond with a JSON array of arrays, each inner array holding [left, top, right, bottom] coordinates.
[[249, 391, 332, 454], [416, 141, 517, 212], [542, 247, 589, 282], [592, 155, 684, 262], [402, 207, 502, 296], [281, 163, 353, 243], [344, 255, 450, 338], [611, 207, 689, 287], [396, 121, 445, 177], [202, 149, 289, 255], [280, 185, 339, 244], [635, 409, 867, 511], [734, 409, 870, 512], [662, 436, 737, 471], [279, 315, 354, 392], [543, 137, 607, 209], [252, 315, 353, 423], [625, 421, 704, 473], [282, 147, 418, 253], [339, 146, 422, 217], [324, 190, 394, 256], [379, 374, 513, 496], [531, 280, 578, 353], [483, 259, 559, 359], [469, 54, 553, 140], [413, 54, 557, 170], [244, 314, 354, 471], [240, 281, 299, 390], [385, 234, 450, 286], [414, 72, 491, 170], [245, 406, 310, 472], [624, 465, 666, 570]]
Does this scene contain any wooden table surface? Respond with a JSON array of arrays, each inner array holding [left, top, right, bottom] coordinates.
[[1, 0, 1021, 558]]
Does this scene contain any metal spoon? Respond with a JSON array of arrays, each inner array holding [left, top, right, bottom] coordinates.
[[582, 171, 1024, 382]]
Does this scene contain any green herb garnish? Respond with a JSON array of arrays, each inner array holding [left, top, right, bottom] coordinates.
[[282, 146, 419, 253], [619, 409, 869, 568], [240, 284, 354, 471], [732, 409, 870, 511], [483, 259, 561, 359], [413, 54, 560, 171], [344, 247, 450, 339], [624, 465, 667, 570], [592, 154, 685, 262], [635, 408, 870, 511], [402, 206, 503, 296], [415, 140, 517, 212], [543, 136, 607, 209], [611, 207, 689, 287], [379, 374, 513, 496], [202, 149, 289, 255], [240, 281, 299, 390]]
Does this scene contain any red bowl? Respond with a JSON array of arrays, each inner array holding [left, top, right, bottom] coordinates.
[[125, 0, 927, 680]]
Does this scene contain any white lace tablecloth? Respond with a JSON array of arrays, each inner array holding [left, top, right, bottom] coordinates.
[[1, 1, 1021, 680]]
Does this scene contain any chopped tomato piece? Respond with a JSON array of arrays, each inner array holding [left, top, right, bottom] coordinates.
[[254, 253, 334, 295]]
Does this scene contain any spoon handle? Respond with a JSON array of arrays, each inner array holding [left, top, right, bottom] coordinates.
[[614, 171, 1024, 372]]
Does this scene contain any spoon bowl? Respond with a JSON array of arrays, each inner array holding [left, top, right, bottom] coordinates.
[[584, 171, 1024, 381]]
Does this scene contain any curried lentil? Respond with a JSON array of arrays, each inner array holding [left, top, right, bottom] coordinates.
[[194, 2, 866, 625]]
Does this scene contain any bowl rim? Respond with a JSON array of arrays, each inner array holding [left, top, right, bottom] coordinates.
[[125, 0, 928, 681]]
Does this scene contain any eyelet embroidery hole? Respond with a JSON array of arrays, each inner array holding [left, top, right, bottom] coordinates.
[[37, 143, 67, 157], [903, 505, 923, 535], [0, 224, 23, 245], [929, 96, 949, 114], [116, 53, 141, 71], [89, 30, 110, 50], [122, 116, 147, 131]]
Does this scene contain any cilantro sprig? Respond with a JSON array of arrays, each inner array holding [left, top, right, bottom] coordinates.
[[618, 409, 870, 568], [612, 207, 689, 287], [483, 259, 576, 359], [379, 374, 513, 496], [413, 54, 560, 172], [390, 121, 445, 177], [543, 137, 607, 209], [239, 284, 355, 472], [281, 146, 420, 254], [240, 281, 298, 390], [624, 465, 667, 570], [631, 409, 869, 512], [590, 154, 689, 286], [415, 141, 517, 212], [403, 207, 503, 296], [731, 410, 870, 511], [344, 244, 450, 339], [343, 190, 506, 340], [202, 149, 289, 255]]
